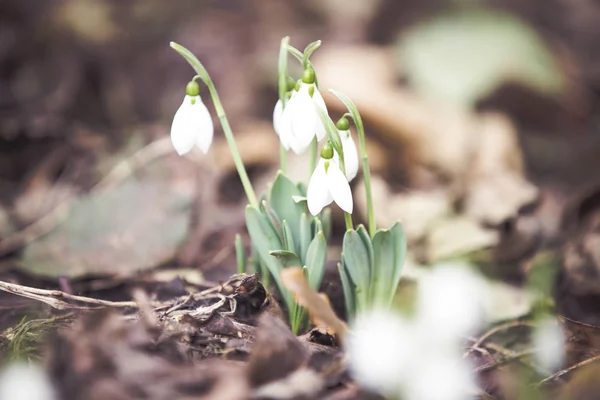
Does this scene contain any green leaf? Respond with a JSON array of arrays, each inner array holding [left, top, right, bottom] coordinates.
[[269, 172, 305, 253], [306, 231, 327, 290], [260, 200, 283, 239], [235, 234, 246, 274], [245, 205, 285, 298], [338, 261, 355, 319], [342, 227, 373, 310], [299, 213, 312, 265], [371, 229, 395, 306], [302, 40, 322, 66], [278, 36, 290, 105], [320, 208, 332, 240], [269, 250, 302, 268], [389, 222, 407, 304], [281, 220, 296, 253]]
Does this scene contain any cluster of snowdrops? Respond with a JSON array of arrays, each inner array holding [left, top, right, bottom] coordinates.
[[168, 38, 564, 400]]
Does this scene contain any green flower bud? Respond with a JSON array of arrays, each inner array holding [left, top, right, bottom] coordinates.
[[336, 117, 350, 131], [286, 76, 296, 92], [321, 141, 334, 159], [185, 80, 200, 96], [302, 67, 316, 84]]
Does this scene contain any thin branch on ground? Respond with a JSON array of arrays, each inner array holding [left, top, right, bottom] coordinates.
[[538, 354, 600, 386]]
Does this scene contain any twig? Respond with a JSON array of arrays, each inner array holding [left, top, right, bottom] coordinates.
[[466, 320, 535, 357], [476, 349, 536, 373], [538, 354, 600, 386]]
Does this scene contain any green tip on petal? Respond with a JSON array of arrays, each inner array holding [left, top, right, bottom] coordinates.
[[321, 142, 334, 159], [302, 67, 316, 84], [286, 76, 296, 92], [308, 85, 315, 98], [185, 81, 200, 96], [336, 117, 350, 130], [295, 79, 302, 92]]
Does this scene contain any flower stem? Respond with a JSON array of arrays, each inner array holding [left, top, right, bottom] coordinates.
[[171, 42, 258, 208], [330, 90, 376, 237], [344, 212, 354, 231], [277, 37, 289, 173], [309, 136, 317, 177]]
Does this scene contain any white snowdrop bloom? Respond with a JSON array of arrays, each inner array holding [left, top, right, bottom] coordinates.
[[346, 309, 415, 396], [307, 150, 353, 216], [278, 73, 327, 154], [416, 264, 487, 342], [0, 362, 56, 400], [334, 129, 359, 181], [533, 317, 564, 373], [170, 81, 214, 156], [403, 354, 476, 400], [272, 99, 283, 137]]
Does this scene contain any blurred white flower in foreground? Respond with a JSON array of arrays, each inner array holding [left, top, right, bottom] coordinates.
[[0, 363, 56, 400], [278, 74, 327, 154], [347, 265, 487, 400], [307, 155, 353, 216], [533, 317, 564, 373], [170, 81, 214, 155]]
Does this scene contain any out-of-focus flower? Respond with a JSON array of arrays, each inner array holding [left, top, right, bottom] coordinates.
[[533, 317, 564, 373], [336, 129, 359, 182], [404, 355, 476, 400], [307, 143, 353, 216], [170, 81, 214, 155], [0, 362, 56, 400], [278, 69, 327, 154], [273, 99, 284, 137], [416, 264, 487, 341], [346, 309, 415, 396]]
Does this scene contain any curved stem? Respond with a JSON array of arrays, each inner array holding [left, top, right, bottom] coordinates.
[[171, 42, 258, 208], [278, 37, 290, 173], [329, 90, 375, 237]]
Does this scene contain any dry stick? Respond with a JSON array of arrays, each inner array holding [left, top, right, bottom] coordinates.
[[0, 279, 221, 311], [538, 354, 600, 386], [466, 320, 535, 357], [0, 137, 176, 256], [475, 349, 536, 373]]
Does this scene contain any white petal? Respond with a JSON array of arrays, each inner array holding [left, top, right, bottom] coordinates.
[[341, 130, 359, 181], [273, 99, 283, 136], [326, 161, 353, 213], [312, 89, 328, 141], [533, 318, 564, 372], [170, 95, 199, 155], [289, 84, 318, 154], [193, 98, 214, 154], [278, 97, 295, 150], [307, 159, 333, 215]]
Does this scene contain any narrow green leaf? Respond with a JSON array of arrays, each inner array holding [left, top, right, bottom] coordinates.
[[371, 229, 395, 306], [281, 220, 296, 253], [338, 261, 355, 319], [342, 228, 372, 309], [389, 222, 407, 304], [320, 208, 332, 240], [302, 40, 322, 66], [269, 172, 305, 253], [235, 234, 246, 274], [299, 213, 312, 265], [278, 37, 290, 105], [306, 231, 327, 290], [269, 250, 302, 268]]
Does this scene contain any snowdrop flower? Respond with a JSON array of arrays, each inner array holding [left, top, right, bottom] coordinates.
[[346, 309, 415, 396], [273, 99, 283, 137], [307, 142, 353, 216], [0, 362, 56, 400], [278, 68, 327, 154], [404, 354, 476, 400], [334, 117, 359, 181], [170, 80, 214, 155], [533, 317, 564, 372], [416, 264, 487, 342]]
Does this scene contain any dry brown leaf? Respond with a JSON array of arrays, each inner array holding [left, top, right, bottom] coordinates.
[[281, 268, 348, 344]]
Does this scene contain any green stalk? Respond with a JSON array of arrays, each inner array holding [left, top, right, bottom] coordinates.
[[170, 42, 258, 208], [309, 136, 317, 176], [277, 37, 290, 173], [330, 90, 376, 237]]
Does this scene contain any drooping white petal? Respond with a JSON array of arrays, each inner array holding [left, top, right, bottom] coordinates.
[[326, 161, 353, 213], [194, 98, 214, 154], [273, 99, 283, 136], [307, 159, 333, 216], [0, 362, 56, 400], [170, 95, 214, 156], [340, 130, 359, 181], [312, 89, 328, 141], [289, 84, 319, 154]]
